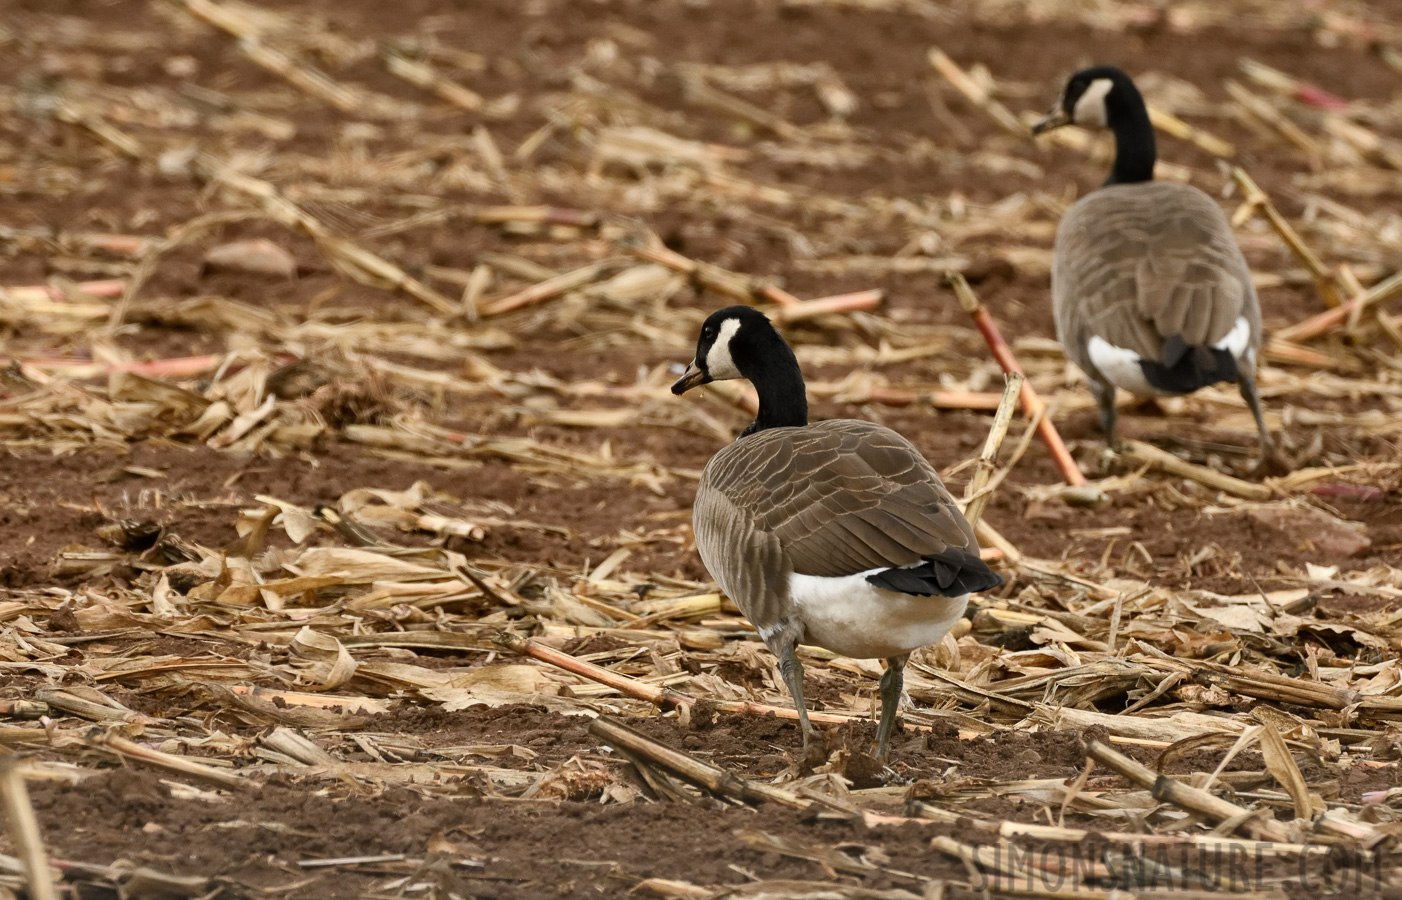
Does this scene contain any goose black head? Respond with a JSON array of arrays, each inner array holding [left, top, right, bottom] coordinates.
[[1032, 65, 1155, 185], [1031, 65, 1141, 135], [672, 305, 807, 433], [672, 305, 785, 394]]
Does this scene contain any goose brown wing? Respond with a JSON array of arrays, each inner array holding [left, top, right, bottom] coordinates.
[[700, 419, 977, 580], [1054, 182, 1256, 365]]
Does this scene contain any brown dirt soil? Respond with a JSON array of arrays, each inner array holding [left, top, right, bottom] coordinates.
[[3, 0, 1402, 898]]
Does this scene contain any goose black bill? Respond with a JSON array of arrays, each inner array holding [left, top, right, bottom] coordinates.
[[1031, 107, 1070, 134], [671, 361, 708, 394]]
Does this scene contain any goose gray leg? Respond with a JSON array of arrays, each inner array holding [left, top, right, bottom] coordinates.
[[1238, 371, 1287, 475], [1238, 370, 1272, 455], [875, 654, 908, 759], [774, 635, 817, 762], [1090, 379, 1120, 449]]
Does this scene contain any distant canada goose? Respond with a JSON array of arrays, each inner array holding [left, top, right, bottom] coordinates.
[[1032, 65, 1277, 468], [671, 306, 1002, 760]]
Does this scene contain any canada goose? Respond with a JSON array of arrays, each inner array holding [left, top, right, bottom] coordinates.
[[1032, 66, 1277, 468], [671, 306, 1002, 759]]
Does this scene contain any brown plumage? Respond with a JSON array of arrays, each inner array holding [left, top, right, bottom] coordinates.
[[1034, 66, 1277, 467], [672, 306, 1000, 760], [694, 419, 982, 637], [1053, 181, 1262, 389]]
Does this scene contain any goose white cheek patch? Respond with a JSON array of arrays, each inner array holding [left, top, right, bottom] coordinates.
[[1073, 77, 1114, 128], [704, 317, 743, 380]]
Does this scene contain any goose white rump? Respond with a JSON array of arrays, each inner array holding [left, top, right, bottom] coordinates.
[[1087, 315, 1252, 397], [1086, 335, 1160, 396], [787, 569, 968, 660]]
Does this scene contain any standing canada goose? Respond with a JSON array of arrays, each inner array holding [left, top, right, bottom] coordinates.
[[1032, 66, 1277, 468], [672, 306, 1002, 760]]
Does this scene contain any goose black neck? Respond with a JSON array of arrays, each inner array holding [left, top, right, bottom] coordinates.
[[1106, 88, 1156, 185], [744, 337, 808, 434]]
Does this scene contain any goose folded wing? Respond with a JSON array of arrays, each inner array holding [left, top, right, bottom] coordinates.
[[1136, 206, 1248, 346], [711, 422, 981, 579], [1064, 189, 1250, 358]]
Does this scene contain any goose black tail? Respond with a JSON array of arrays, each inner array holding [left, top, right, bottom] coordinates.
[[1140, 334, 1239, 394], [866, 546, 1004, 597]]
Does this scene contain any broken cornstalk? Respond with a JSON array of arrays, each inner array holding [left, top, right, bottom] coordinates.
[[947, 272, 1087, 486]]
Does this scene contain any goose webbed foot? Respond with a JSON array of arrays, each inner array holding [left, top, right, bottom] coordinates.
[[1248, 446, 1291, 478], [874, 654, 908, 760]]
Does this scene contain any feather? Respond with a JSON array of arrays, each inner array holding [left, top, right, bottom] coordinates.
[[694, 419, 1000, 620], [1054, 180, 1260, 398]]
